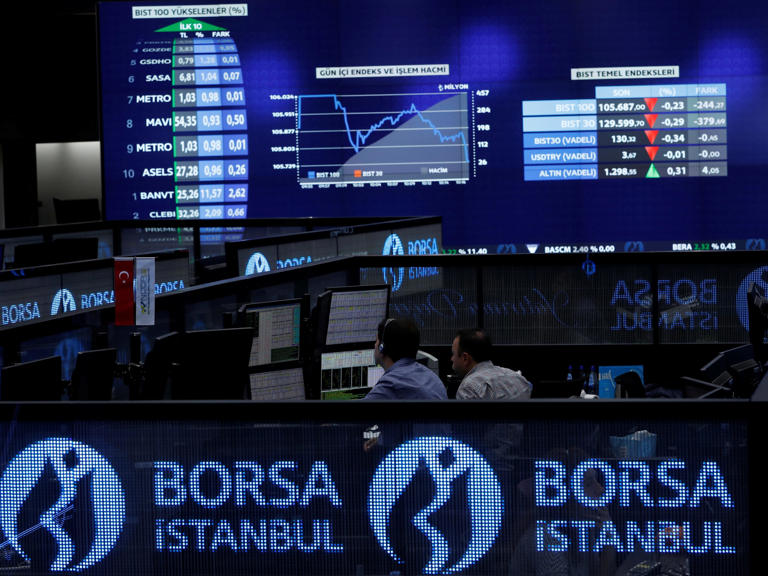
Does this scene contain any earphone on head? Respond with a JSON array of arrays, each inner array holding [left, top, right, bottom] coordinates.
[[378, 318, 395, 355]]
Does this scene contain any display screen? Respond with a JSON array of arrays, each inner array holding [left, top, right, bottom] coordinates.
[[98, 1, 768, 252], [240, 301, 302, 365], [320, 348, 382, 399], [234, 220, 442, 277], [325, 288, 389, 346], [0, 404, 752, 575], [248, 367, 305, 401]]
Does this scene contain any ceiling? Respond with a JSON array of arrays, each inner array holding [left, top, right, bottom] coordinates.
[[0, 2, 107, 142]]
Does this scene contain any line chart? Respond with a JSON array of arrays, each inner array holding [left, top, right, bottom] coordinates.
[[296, 92, 470, 185]]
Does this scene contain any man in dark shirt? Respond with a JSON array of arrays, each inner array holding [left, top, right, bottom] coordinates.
[[364, 318, 447, 400]]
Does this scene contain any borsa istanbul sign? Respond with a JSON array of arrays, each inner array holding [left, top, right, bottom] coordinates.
[[0, 436, 738, 574]]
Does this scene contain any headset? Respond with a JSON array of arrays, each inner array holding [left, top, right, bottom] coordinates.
[[378, 318, 395, 356]]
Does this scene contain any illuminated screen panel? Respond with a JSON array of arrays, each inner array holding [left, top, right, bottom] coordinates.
[[482, 262, 655, 345], [241, 301, 301, 365], [60, 267, 116, 316], [98, 1, 768, 253], [0, 274, 66, 329], [336, 223, 443, 259], [201, 224, 306, 261], [237, 245, 279, 277], [249, 367, 304, 401], [0, 404, 751, 575], [325, 288, 388, 346], [320, 348, 382, 399], [655, 262, 767, 345]]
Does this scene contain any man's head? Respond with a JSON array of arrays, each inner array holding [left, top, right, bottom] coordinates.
[[451, 328, 492, 376], [375, 317, 420, 366]]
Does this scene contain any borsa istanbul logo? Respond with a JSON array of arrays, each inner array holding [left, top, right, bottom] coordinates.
[[0, 436, 737, 573], [0, 439, 125, 571]]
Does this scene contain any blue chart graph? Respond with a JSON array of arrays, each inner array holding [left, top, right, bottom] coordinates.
[[297, 92, 470, 185]]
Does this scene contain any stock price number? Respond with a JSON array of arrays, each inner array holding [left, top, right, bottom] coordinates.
[[666, 166, 687, 177], [174, 114, 197, 129], [226, 206, 246, 218], [177, 207, 200, 219], [598, 118, 641, 129], [202, 206, 224, 219], [176, 188, 199, 202], [603, 167, 638, 177]]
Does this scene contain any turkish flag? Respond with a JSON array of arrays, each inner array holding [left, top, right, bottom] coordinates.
[[114, 257, 135, 326]]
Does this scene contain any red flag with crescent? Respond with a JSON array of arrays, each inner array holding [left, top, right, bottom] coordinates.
[[114, 257, 135, 326]]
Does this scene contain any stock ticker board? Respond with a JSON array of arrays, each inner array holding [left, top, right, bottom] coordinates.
[[523, 83, 727, 181], [99, 1, 768, 253]]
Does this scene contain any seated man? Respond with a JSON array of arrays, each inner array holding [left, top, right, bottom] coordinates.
[[364, 318, 447, 400], [451, 328, 531, 400]]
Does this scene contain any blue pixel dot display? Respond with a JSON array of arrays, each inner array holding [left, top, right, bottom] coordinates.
[[0, 438, 125, 572], [367, 436, 503, 575]]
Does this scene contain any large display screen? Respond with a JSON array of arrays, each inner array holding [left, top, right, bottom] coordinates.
[[98, 1, 768, 253], [0, 403, 752, 575]]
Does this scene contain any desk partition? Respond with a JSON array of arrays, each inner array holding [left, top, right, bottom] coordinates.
[[1, 251, 767, 394], [358, 252, 768, 347], [0, 217, 403, 271], [225, 216, 443, 277]]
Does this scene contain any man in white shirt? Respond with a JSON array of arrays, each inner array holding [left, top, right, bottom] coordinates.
[[451, 328, 531, 400]]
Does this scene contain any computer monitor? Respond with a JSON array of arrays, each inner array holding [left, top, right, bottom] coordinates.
[[236, 298, 308, 401], [319, 348, 384, 400], [69, 348, 117, 401], [141, 332, 181, 400], [170, 328, 253, 400], [238, 298, 303, 366], [249, 367, 306, 401], [314, 285, 390, 348], [683, 343, 762, 399], [700, 344, 756, 381], [1, 356, 63, 401]]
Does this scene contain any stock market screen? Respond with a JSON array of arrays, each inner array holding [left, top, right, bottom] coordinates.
[[98, 1, 768, 253]]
